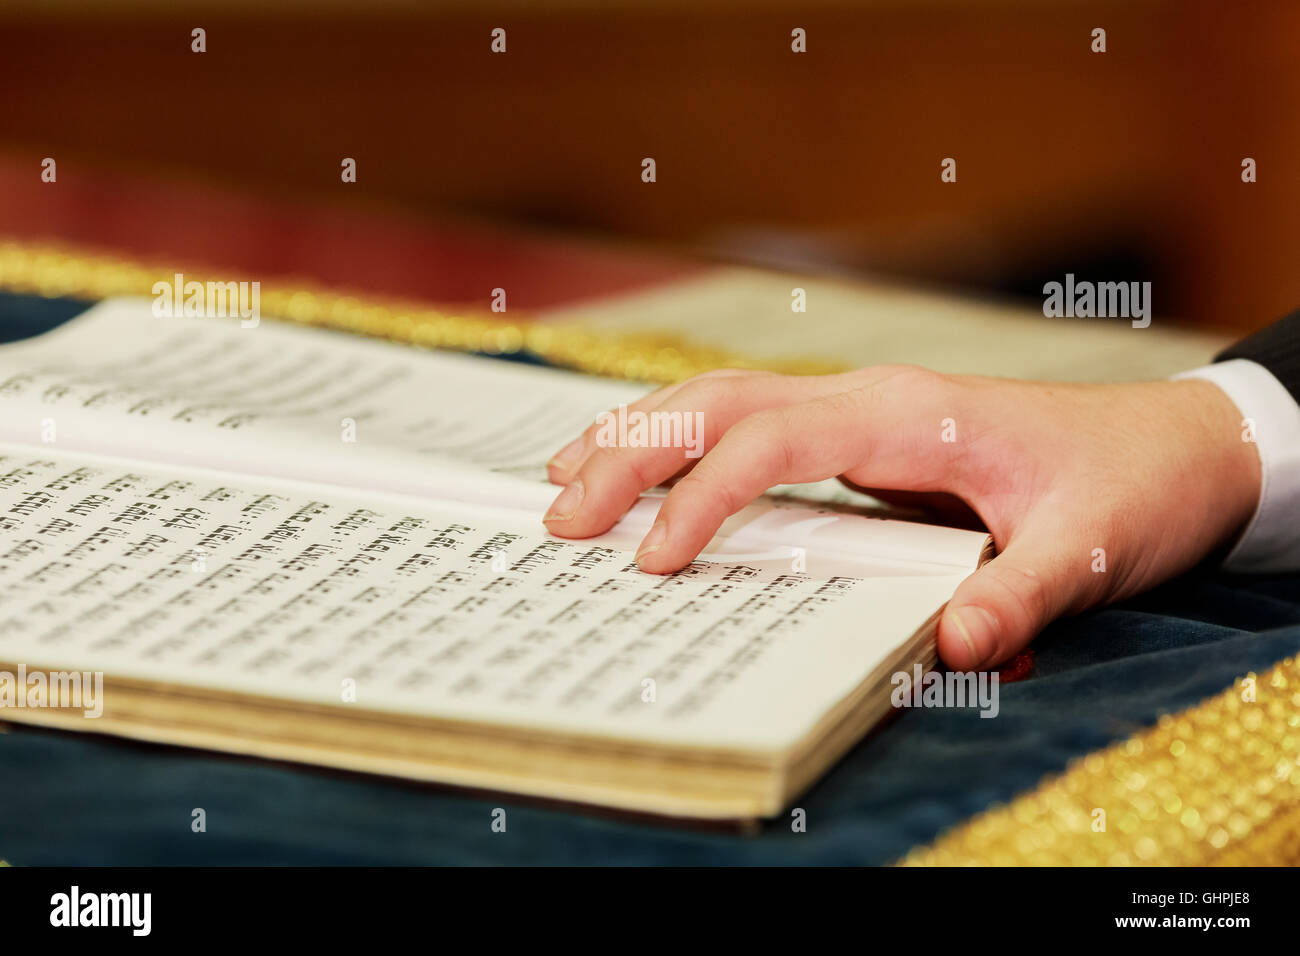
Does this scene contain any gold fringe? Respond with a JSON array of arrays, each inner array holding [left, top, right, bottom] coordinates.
[[0, 240, 842, 384], [902, 656, 1300, 866]]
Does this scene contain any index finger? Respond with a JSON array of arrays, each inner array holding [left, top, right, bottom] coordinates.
[[634, 372, 957, 572]]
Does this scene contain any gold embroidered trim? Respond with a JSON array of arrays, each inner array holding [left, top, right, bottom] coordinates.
[[0, 240, 842, 383], [902, 656, 1300, 866]]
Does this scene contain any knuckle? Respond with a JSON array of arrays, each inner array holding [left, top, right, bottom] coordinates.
[[730, 406, 784, 436], [680, 375, 742, 410], [628, 450, 673, 489], [585, 443, 666, 489], [678, 369, 776, 408], [580, 444, 622, 472], [673, 470, 741, 517], [815, 387, 870, 419], [986, 563, 1049, 628], [887, 364, 948, 393], [726, 409, 796, 474], [728, 406, 785, 444]]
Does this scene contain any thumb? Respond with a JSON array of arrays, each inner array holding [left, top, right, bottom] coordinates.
[[937, 526, 1090, 670]]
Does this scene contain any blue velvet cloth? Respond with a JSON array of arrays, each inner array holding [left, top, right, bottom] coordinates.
[[2, 293, 1298, 865]]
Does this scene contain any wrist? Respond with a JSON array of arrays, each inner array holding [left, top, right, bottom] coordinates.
[[1174, 378, 1262, 545]]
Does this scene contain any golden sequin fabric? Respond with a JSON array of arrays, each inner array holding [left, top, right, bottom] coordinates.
[[903, 658, 1300, 866]]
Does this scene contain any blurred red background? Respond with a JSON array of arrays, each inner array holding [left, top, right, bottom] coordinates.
[[1, 0, 1296, 332]]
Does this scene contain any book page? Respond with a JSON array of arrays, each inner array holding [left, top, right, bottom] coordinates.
[[0, 297, 640, 505], [0, 443, 964, 751], [0, 297, 988, 569]]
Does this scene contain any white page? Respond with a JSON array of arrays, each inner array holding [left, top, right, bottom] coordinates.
[[0, 443, 963, 752], [0, 298, 988, 569], [0, 297, 637, 505]]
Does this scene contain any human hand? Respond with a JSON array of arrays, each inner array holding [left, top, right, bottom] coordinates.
[[542, 367, 1260, 670]]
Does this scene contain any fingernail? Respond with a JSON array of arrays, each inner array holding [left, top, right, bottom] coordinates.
[[635, 520, 668, 565], [947, 605, 998, 668], [543, 480, 584, 522], [547, 436, 585, 472]]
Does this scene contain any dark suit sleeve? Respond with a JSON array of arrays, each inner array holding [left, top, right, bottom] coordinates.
[[1216, 309, 1300, 403]]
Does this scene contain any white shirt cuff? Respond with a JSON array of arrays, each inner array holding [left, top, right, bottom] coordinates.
[[1174, 359, 1300, 573]]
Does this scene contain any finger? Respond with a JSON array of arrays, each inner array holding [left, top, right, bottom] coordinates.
[[937, 519, 1092, 670], [545, 370, 764, 485], [546, 381, 683, 485], [634, 370, 959, 572], [544, 369, 877, 538]]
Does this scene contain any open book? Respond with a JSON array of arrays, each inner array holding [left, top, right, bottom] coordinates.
[[0, 299, 990, 820]]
